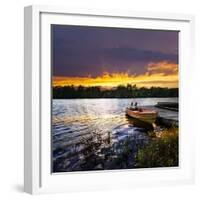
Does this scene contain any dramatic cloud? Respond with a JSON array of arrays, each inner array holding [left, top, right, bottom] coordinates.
[[53, 61, 178, 88], [147, 61, 178, 75], [52, 25, 179, 78], [104, 47, 178, 63]]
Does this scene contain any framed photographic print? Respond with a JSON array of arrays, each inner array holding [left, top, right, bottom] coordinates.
[[24, 5, 195, 194]]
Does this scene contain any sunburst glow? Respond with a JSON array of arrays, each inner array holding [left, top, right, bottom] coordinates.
[[53, 61, 178, 88]]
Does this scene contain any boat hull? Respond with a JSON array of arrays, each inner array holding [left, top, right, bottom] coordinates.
[[126, 108, 157, 124]]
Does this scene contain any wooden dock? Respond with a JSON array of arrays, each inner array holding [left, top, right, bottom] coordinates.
[[156, 116, 178, 127], [155, 102, 178, 111], [146, 103, 178, 127], [153, 102, 178, 127]]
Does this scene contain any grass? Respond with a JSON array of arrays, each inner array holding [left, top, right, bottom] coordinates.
[[53, 127, 179, 172], [136, 127, 178, 168]]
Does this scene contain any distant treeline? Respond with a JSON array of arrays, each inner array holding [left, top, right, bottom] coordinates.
[[53, 84, 178, 99]]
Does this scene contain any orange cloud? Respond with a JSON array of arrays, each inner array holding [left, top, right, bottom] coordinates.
[[53, 61, 178, 88], [147, 61, 178, 75]]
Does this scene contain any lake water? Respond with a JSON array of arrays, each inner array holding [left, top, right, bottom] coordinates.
[[52, 97, 178, 172]]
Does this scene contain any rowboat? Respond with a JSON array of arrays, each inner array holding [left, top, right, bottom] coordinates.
[[126, 107, 158, 124]]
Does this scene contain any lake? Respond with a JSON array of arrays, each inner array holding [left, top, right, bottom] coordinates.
[[52, 97, 178, 172]]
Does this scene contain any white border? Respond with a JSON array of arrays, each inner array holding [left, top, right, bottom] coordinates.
[[24, 5, 195, 194]]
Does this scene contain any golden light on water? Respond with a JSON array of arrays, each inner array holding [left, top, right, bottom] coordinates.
[[53, 61, 178, 88]]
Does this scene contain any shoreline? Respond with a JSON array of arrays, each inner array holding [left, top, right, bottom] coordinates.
[[53, 96, 178, 100]]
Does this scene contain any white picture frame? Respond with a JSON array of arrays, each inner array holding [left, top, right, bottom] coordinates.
[[24, 5, 195, 194]]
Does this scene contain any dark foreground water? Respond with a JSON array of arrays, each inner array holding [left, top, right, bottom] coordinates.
[[52, 98, 178, 172]]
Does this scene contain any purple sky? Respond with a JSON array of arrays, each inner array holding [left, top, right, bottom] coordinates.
[[52, 25, 178, 77]]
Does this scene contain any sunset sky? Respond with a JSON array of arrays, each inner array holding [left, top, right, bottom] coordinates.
[[52, 25, 178, 88]]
